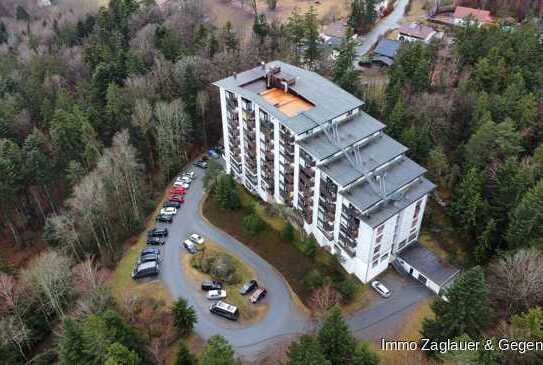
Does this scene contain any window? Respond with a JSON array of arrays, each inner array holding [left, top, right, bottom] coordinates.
[[372, 259, 379, 268], [380, 253, 389, 262], [417, 274, 427, 285], [373, 245, 381, 254], [398, 239, 407, 249], [375, 224, 385, 244], [373, 253, 380, 261], [409, 232, 417, 242]]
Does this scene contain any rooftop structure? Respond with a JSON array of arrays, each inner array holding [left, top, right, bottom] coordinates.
[[372, 39, 401, 66], [398, 23, 437, 43], [214, 61, 436, 285]]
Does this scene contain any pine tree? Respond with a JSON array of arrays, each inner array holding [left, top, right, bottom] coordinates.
[[0, 22, 8, 44], [214, 174, 240, 210], [318, 306, 356, 365], [58, 317, 84, 365], [332, 26, 359, 94], [104, 342, 141, 365], [286, 8, 305, 61], [222, 22, 238, 53], [449, 167, 488, 236], [303, 6, 321, 70], [172, 298, 197, 337], [506, 178, 543, 249], [175, 341, 197, 365], [286, 335, 331, 365], [352, 341, 378, 365], [200, 335, 239, 365], [421, 266, 489, 355]]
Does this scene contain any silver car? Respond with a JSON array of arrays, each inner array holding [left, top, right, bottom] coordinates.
[[371, 280, 391, 298]]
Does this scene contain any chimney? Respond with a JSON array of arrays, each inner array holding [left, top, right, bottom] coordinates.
[[261, 61, 266, 69], [233, 72, 237, 79]]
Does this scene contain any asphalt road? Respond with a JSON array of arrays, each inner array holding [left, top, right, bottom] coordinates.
[[356, 0, 411, 57], [158, 167, 311, 360], [157, 163, 432, 360]]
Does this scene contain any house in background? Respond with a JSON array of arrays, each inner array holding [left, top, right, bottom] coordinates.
[[213, 61, 440, 285], [321, 20, 351, 48], [453, 6, 493, 27], [372, 38, 401, 66], [398, 23, 437, 43]]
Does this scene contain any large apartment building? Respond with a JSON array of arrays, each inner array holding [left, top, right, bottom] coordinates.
[[213, 61, 437, 284]]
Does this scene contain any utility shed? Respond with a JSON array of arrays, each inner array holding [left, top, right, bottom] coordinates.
[[396, 242, 460, 296]]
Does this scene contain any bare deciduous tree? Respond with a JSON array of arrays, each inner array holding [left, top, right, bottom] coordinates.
[[309, 283, 342, 317], [488, 248, 543, 317], [21, 250, 72, 318]]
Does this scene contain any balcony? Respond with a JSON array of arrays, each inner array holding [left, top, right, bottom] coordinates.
[[243, 109, 255, 121]]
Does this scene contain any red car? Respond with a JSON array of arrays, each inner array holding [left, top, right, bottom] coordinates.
[[169, 187, 185, 195], [168, 195, 184, 203]]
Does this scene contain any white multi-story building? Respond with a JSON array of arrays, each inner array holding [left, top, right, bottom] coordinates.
[[213, 61, 438, 285]]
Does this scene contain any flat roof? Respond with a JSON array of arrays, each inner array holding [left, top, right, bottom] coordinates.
[[398, 242, 460, 286], [341, 157, 427, 213], [297, 112, 385, 161], [260, 88, 314, 117], [359, 177, 436, 227], [321, 134, 408, 187], [213, 61, 364, 135]]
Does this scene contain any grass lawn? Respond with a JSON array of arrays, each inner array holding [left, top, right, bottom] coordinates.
[[204, 187, 367, 309], [184, 240, 268, 324], [109, 189, 172, 304], [374, 298, 452, 365]]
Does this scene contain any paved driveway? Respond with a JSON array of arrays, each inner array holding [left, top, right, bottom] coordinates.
[[158, 168, 311, 359], [156, 163, 432, 359], [356, 0, 410, 57]]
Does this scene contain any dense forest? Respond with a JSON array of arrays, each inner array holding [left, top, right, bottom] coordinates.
[[1, 0, 543, 363]]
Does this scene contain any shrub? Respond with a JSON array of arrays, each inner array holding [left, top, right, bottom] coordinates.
[[335, 277, 358, 302], [297, 237, 317, 257], [280, 223, 295, 243], [191, 252, 240, 284], [304, 269, 326, 290], [242, 213, 265, 237]]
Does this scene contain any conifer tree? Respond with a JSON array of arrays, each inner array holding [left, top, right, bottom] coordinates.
[[421, 266, 489, 355], [318, 306, 356, 365], [287, 335, 331, 365], [506, 178, 543, 249], [332, 26, 359, 94]]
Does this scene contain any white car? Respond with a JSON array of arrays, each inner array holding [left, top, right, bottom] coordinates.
[[184, 171, 195, 179], [160, 207, 177, 216], [181, 182, 190, 189], [189, 233, 205, 245], [173, 180, 185, 187], [371, 280, 391, 298], [206, 289, 227, 300]]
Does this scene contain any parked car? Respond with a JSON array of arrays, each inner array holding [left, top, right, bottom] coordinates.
[[160, 207, 177, 216], [168, 195, 185, 203], [371, 280, 391, 298], [208, 149, 219, 159], [156, 213, 173, 223], [148, 227, 168, 238], [179, 175, 192, 183], [132, 261, 159, 279], [141, 247, 160, 256], [180, 182, 190, 189], [183, 171, 195, 179], [206, 289, 227, 300], [173, 180, 185, 187], [164, 201, 181, 209], [138, 253, 159, 264], [239, 280, 258, 295], [193, 160, 208, 169], [201, 280, 223, 291], [147, 236, 165, 245], [169, 187, 185, 195], [249, 288, 267, 303], [183, 239, 198, 254], [209, 301, 239, 321], [189, 233, 205, 245]]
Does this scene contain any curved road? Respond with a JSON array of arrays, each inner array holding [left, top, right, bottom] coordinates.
[[158, 165, 431, 360], [159, 169, 312, 360]]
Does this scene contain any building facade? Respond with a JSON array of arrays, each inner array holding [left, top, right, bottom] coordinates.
[[214, 61, 435, 284]]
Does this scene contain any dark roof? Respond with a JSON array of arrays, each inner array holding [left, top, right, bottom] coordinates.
[[213, 61, 363, 135], [372, 55, 395, 66], [374, 39, 401, 59], [358, 177, 436, 227], [297, 112, 385, 161], [341, 157, 427, 212], [398, 242, 460, 286], [321, 134, 408, 187]]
